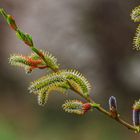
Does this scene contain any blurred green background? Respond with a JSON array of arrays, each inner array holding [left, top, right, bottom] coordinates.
[[0, 0, 140, 139]]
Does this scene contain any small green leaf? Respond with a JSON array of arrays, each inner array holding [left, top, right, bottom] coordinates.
[[16, 30, 33, 46]]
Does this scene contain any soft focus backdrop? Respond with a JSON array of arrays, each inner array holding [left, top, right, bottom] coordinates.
[[0, 0, 140, 139]]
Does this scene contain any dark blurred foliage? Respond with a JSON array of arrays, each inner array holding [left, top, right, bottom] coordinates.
[[0, 0, 140, 139]]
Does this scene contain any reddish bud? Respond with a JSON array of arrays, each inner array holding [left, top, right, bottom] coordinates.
[[7, 15, 18, 31], [27, 58, 42, 66], [83, 103, 91, 113]]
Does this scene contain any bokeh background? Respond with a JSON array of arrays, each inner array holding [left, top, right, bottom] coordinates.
[[0, 0, 140, 139]]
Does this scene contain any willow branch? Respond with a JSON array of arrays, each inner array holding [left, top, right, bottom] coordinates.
[[0, 8, 139, 133]]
